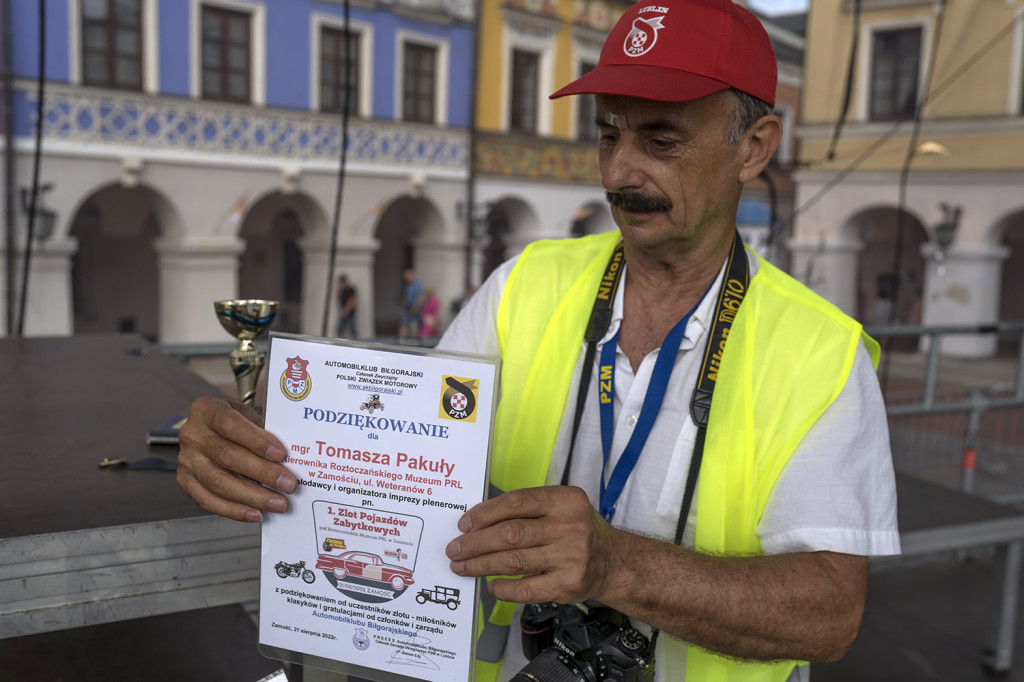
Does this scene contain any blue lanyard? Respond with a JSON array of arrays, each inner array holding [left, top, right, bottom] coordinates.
[[597, 290, 708, 523]]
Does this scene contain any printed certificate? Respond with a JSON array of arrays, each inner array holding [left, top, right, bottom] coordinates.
[[257, 333, 498, 682]]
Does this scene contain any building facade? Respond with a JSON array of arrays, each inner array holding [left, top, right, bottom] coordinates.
[[793, 0, 1024, 356], [469, 0, 805, 285], [2, 0, 807, 344], [467, 0, 625, 285], [2, 0, 475, 343]]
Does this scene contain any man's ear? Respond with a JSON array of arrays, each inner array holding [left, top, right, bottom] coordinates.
[[738, 114, 782, 184]]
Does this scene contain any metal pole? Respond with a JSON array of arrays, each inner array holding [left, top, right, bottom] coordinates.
[[319, 0, 353, 338], [960, 390, 984, 494], [1015, 327, 1024, 402], [922, 330, 942, 407], [463, 0, 481, 292], [1, 0, 15, 336], [17, 0, 46, 337], [983, 541, 1023, 673]]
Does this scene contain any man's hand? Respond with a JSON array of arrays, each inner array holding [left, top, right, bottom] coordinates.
[[445, 486, 624, 605], [444, 484, 867, 663], [176, 395, 296, 522]]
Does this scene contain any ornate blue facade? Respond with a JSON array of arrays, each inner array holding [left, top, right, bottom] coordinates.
[[2, 0, 478, 342], [9, 0, 474, 167]]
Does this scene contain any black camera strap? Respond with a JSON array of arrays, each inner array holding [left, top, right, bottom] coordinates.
[[561, 243, 625, 487], [560, 233, 749, 667], [563, 232, 749, 543]]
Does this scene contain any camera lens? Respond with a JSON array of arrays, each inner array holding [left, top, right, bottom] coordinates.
[[509, 648, 593, 682]]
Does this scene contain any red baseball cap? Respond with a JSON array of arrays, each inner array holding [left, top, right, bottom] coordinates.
[[550, 0, 777, 107]]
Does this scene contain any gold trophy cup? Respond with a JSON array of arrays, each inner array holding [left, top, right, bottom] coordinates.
[[214, 299, 279, 406]]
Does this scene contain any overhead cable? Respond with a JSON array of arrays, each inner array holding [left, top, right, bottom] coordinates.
[[824, 0, 861, 162], [784, 9, 1024, 230], [2, 0, 15, 335], [879, 0, 949, 392]]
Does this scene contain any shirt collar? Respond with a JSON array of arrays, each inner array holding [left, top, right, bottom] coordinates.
[[602, 246, 759, 352]]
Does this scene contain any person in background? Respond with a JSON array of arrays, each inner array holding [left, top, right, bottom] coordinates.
[[419, 287, 441, 340], [399, 268, 425, 338], [334, 274, 357, 338], [450, 285, 477, 318], [873, 266, 898, 326]]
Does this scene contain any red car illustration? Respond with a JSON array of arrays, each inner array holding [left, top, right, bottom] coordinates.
[[316, 551, 414, 591]]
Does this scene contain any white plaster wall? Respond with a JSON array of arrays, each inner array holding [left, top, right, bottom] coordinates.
[[792, 169, 1024, 357], [12, 241, 77, 336], [5, 146, 472, 344], [475, 177, 614, 254], [921, 243, 1010, 357]]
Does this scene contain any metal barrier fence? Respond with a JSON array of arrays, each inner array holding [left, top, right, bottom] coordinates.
[[157, 336, 436, 362], [867, 322, 1024, 502], [161, 324, 1024, 501]]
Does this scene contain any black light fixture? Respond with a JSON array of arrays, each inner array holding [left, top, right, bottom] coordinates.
[[20, 182, 57, 242], [456, 200, 492, 240]]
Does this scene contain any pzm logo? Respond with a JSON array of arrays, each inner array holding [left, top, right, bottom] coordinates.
[[438, 376, 479, 423], [281, 356, 312, 401]]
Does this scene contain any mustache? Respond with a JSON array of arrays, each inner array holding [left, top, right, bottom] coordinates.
[[605, 191, 673, 213]]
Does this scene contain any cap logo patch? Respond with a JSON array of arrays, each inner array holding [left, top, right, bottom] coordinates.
[[624, 7, 668, 58]]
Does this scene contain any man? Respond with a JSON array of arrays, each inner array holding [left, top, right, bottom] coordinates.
[[399, 267, 425, 338], [334, 274, 357, 338], [177, 1, 899, 680], [874, 266, 898, 326]]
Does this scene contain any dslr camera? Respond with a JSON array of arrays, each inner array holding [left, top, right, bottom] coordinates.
[[511, 601, 654, 682]]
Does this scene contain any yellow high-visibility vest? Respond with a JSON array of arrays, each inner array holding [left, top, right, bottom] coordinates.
[[475, 231, 878, 681]]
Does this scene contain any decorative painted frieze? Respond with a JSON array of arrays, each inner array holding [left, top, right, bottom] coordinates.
[[28, 86, 468, 172], [475, 132, 600, 183]]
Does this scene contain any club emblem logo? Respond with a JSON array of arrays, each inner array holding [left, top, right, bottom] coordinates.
[[280, 356, 312, 401], [438, 375, 479, 423], [624, 14, 666, 57], [353, 628, 371, 651]]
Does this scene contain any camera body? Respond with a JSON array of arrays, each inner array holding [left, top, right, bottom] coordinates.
[[512, 601, 654, 682]]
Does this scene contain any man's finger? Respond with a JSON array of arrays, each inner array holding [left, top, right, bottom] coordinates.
[[459, 486, 587, 532], [177, 465, 269, 522], [194, 396, 286, 463], [180, 396, 293, 490], [450, 543, 557, 580], [447, 516, 553, 564]]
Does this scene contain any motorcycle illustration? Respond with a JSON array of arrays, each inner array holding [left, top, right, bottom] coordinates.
[[360, 394, 384, 413], [275, 560, 315, 583]]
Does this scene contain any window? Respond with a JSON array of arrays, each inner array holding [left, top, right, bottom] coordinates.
[[201, 5, 251, 103], [509, 49, 539, 134], [402, 42, 437, 123], [870, 27, 922, 121], [81, 0, 143, 90], [320, 26, 361, 114], [575, 61, 598, 142], [504, 18, 556, 136]]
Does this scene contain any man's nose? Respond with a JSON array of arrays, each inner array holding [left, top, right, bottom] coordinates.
[[601, 141, 647, 193]]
